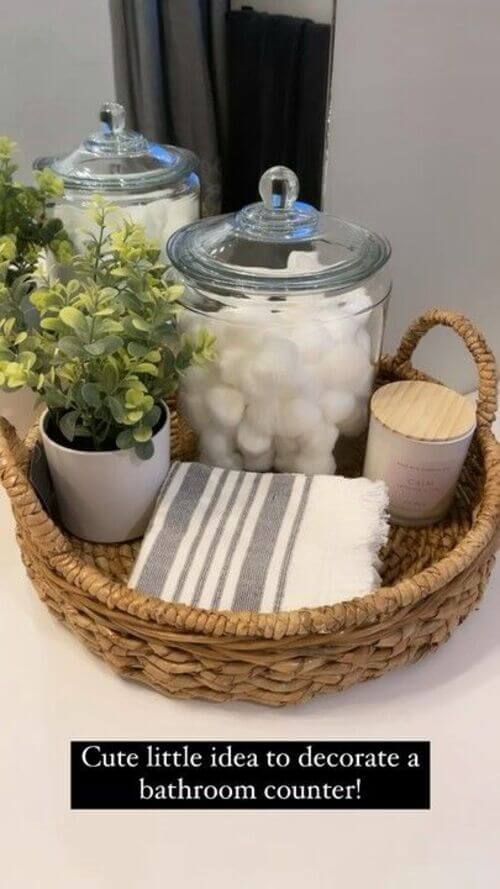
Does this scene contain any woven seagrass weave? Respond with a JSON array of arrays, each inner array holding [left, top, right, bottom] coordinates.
[[1, 309, 499, 706]]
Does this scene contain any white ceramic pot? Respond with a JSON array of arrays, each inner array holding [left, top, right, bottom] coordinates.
[[40, 403, 170, 543]]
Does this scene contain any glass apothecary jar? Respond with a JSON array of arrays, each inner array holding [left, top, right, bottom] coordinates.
[[168, 166, 392, 475], [33, 102, 200, 253]]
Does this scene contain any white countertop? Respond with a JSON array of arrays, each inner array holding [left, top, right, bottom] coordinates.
[[1, 395, 499, 889]]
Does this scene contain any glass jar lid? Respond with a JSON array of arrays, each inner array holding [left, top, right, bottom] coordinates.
[[167, 166, 391, 297], [34, 102, 197, 194]]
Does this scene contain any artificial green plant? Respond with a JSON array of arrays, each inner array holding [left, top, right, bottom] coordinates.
[[0, 137, 73, 283], [0, 197, 215, 458]]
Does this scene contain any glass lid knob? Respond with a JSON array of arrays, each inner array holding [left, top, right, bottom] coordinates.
[[259, 166, 299, 212], [99, 102, 126, 135]]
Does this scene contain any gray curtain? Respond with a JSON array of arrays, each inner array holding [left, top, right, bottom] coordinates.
[[109, 0, 228, 215]]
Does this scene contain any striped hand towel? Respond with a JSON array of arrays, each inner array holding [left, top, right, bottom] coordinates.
[[130, 462, 389, 612]]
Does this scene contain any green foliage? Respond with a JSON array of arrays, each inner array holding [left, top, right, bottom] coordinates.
[[0, 197, 215, 458], [0, 137, 73, 283]]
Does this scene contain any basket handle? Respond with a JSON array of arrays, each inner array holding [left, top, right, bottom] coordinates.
[[393, 308, 498, 429], [0, 415, 68, 555]]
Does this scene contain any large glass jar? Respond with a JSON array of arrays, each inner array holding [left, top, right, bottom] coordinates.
[[168, 166, 391, 475], [33, 102, 200, 254]]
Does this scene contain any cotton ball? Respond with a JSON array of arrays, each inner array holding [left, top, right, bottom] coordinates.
[[242, 337, 300, 396], [337, 399, 368, 437], [300, 422, 339, 455], [242, 447, 275, 472], [325, 315, 360, 344], [352, 361, 375, 399], [177, 389, 209, 431], [289, 321, 333, 361], [320, 390, 357, 425], [182, 363, 217, 393], [287, 250, 326, 273], [216, 451, 244, 470], [245, 398, 281, 436], [199, 426, 237, 467], [219, 309, 265, 350], [274, 451, 297, 473], [275, 435, 301, 457], [340, 287, 372, 318], [317, 342, 374, 397], [285, 452, 336, 476], [277, 398, 322, 438], [356, 326, 372, 358], [236, 418, 272, 456], [205, 385, 245, 429], [219, 346, 249, 388]]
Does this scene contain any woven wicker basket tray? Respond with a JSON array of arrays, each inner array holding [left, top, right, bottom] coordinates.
[[1, 309, 499, 706]]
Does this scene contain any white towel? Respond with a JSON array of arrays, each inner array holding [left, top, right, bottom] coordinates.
[[130, 462, 389, 611]]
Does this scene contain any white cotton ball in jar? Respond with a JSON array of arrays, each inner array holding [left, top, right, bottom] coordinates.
[[198, 426, 232, 461], [199, 427, 243, 470], [242, 447, 275, 472], [218, 346, 249, 389], [236, 418, 273, 456], [241, 337, 301, 397], [317, 342, 374, 398], [177, 389, 209, 431], [283, 451, 337, 476], [181, 363, 219, 394], [300, 421, 339, 455], [277, 397, 322, 438], [205, 385, 245, 430], [275, 435, 301, 457], [319, 389, 357, 426], [217, 307, 265, 350], [289, 321, 334, 362], [325, 314, 360, 344], [339, 287, 372, 319], [245, 398, 281, 437], [356, 326, 372, 358], [337, 399, 368, 437], [274, 451, 297, 473]]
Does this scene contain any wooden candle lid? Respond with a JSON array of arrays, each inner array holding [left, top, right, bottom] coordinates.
[[370, 380, 476, 442]]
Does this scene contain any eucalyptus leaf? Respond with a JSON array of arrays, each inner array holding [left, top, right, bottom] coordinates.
[[144, 404, 162, 428], [59, 306, 89, 339], [101, 360, 119, 393], [82, 382, 101, 408], [58, 336, 83, 359], [116, 429, 134, 450], [133, 425, 153, 443], [59, 410, 79, 442], [127, 341, 148, 358], [135, 440, 154, 460], [84, 335, 123, 356], [106, 395, 126, 424]]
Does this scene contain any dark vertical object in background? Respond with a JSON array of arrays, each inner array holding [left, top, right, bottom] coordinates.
[[109, 2, 333, 215], [224, 9, 332, 211], [109, 0, 228, 215]]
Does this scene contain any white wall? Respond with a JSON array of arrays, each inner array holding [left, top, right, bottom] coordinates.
[[0, 0, 114, 430], [231, 1, 334, 25], [0, 0, 114, 179], [326, 0, 500, 393]]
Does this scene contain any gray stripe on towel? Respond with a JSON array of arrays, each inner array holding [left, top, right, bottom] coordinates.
[[191, 471, 245, 607], [232, 474, 294, 612], [211, 473, 261, 610], [172, 469, 229, 603], [137, 462, 211, 597], [273, 476, 313, 612]]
